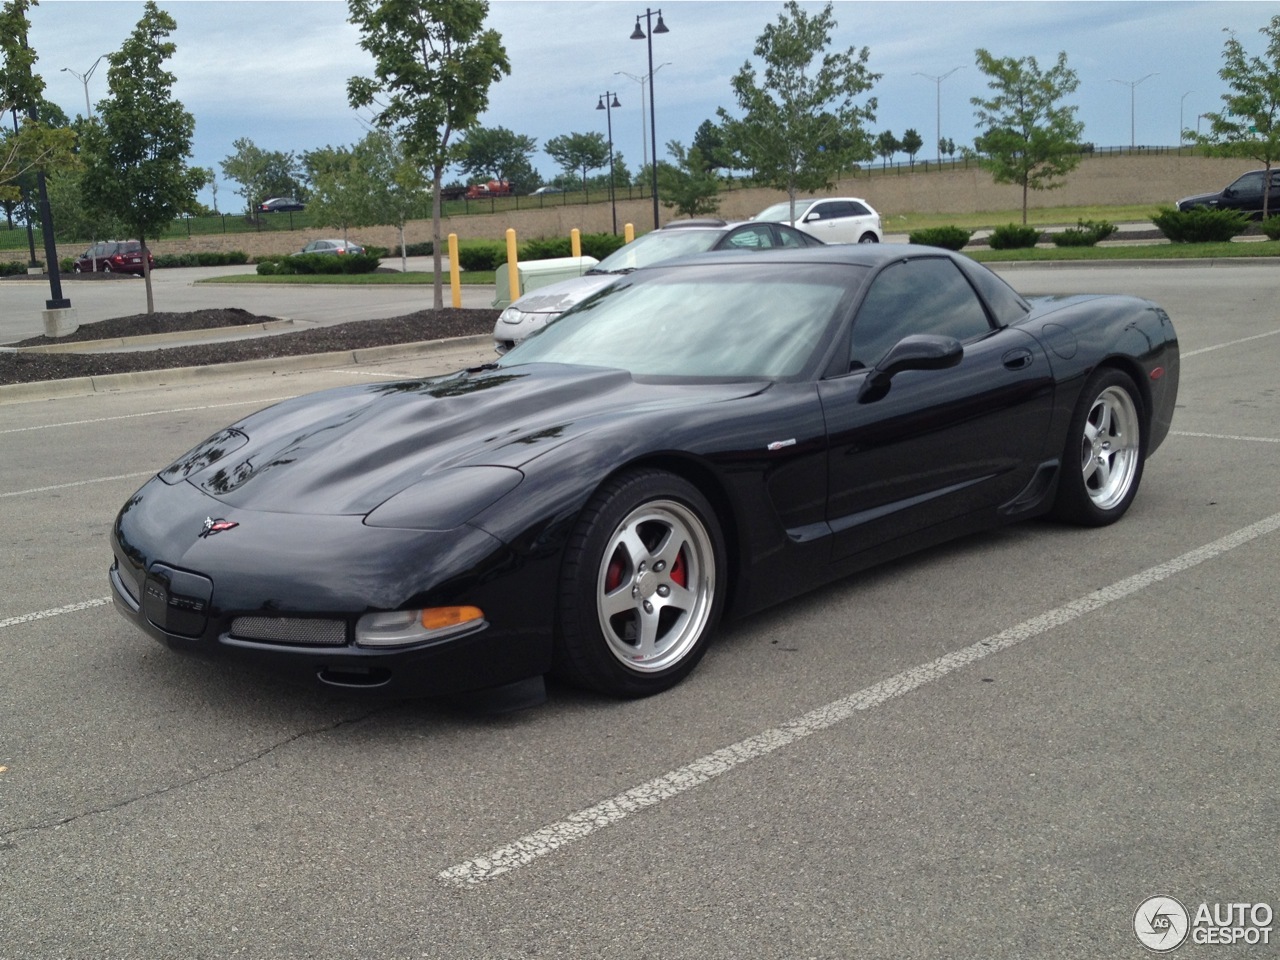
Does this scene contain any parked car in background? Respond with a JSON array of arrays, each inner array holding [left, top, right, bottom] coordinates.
[[753, 197, 883, 244], [295, 239, 366, 256], [1176, 169, 1280, 219], [72, 240, 154, 276], [492, 218, 824, 352], [530, 185, 563, 196], [260, 197, 305, 213]]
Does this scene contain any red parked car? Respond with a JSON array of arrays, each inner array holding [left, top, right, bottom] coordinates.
[[73, 240, 155, 276]]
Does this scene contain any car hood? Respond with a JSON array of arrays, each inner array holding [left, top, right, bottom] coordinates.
[[501, 273, 621, 318], [1176, 191, 1219, 206], [167, 363, 766, 517]]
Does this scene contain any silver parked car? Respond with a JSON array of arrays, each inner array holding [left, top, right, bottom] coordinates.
[[492, 219, 823, 353], [295, 239, 366, 256], [753, 197, 883, 244]]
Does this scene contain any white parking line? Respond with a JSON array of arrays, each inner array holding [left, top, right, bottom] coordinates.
[[1171, 431, 1280, 444], [1182, 328, 1280, 359], [0, 397, 295, 435], [438, 509, 1280, 887], [0, 471, 154, 499], [0, 598, 111, 630]]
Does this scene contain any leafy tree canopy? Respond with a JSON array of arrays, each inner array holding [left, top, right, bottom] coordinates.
[[455, 124, 537, 188], [971, 48, 1084, 223], [220, 138, 305, 213], [1194, 14, 1280, 218], [717, 1, 878, 205], [544, 131, 609, 188]]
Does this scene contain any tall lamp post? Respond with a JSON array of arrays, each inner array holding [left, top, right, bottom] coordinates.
[[1180, 91, 1194, 148], [61, 54, 107, 119], [1111, 73, 1157, 149], [596, 91, 622, 234], [630, 8, 668, 230], [914, 66, 963, 164]]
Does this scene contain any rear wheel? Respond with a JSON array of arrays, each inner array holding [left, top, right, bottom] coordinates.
[[102, 262, 113, 273], [556, 470, 725, 697], [858, 232, 879, 243], [1052, 368, 1146, 526]]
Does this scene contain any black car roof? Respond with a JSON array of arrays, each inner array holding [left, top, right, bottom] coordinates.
[[662, 242, 940, 270]]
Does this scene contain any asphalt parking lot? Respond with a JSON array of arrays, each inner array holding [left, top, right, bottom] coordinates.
[[1, 262, 1277, 959]]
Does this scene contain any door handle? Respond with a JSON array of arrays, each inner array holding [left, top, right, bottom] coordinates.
[[1002, 348, 1034, 370]]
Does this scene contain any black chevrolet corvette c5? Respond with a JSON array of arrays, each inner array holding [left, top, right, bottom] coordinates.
[[110, 245, 1179, 701]]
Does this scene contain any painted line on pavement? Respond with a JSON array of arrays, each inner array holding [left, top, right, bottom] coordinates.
[[1171, 431, 1280, 444], [1, 598, 111, 630], [438, 509, 1280, 887], [1182, 328, 1280, 358], [0, 470, 155, 499], [0, 397, 296, 436]]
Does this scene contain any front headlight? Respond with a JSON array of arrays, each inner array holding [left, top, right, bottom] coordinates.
[[498, 306, 530, 325]]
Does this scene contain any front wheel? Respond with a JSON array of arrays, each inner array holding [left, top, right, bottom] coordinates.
[[556, 470, 726, 697], [858, 232, 880, 244], [1052, 368, 1146, 526]]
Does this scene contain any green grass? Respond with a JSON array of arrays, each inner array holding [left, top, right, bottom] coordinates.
[[197, 270, 497, 285]]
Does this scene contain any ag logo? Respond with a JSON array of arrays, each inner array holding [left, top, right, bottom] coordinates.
[[1135, 896, 1190, 952]]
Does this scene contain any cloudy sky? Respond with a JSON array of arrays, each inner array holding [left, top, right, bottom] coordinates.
[[24, 0, 1270, 208]]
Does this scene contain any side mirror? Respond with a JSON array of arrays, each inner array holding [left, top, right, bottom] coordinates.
[[859, 334, 964, 403]]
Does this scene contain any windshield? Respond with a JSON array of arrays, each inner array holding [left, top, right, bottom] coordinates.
[[498, 261, 865, 379], [591, 229, 724, 274], [754, 201, 812, 223]]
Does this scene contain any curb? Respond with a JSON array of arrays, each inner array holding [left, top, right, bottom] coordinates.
[[0, 334, 493, 405], [10, 319, 299, 354]]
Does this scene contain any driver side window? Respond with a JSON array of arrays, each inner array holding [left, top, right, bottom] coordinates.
[[850, 258, 993, 369]]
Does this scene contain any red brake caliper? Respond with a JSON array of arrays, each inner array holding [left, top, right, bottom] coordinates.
[[670, 548, 687, 588], [605, 553, 625, 592]]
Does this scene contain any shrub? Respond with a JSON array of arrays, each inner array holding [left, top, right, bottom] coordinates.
[[907, 226, 972, 250], [1261, 215, 1280, 241], [455, 241, 506, 272], [987, 224, 1042, 250], [153, 250, 251, 268], [0, 259, 34, 276], [520, 232, 626, 262], [391, 241, 434, 257], [1052, 219, 1117, 247], [256, 260, 278, 276], [1151, 206, 1250, 243]]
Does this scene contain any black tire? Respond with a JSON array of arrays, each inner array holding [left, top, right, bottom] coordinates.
[[858, 232, 879, 243], [1052, 368, 1147, 526], [102, 262, 112, 273], [555, 469, 726, 697]]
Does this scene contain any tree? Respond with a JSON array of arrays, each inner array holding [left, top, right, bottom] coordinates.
[[900, 128, 923, 167], [875, 130, 899, 167], [348, 0, 509, 309], [79, 2, 206, 312], [455, 125, 537, 185], [657, 141, 720, 218], [544, 131, 609, 192], [219, 138, 304, 215], [302, 143, 370, 239], [970, 48, 1084, 224], [718, 1, 878, 218], [357, 129, 430, 270], [939, 136, 957, 160], [691, 119, 732, 175], [1194, 15, 1280, 220]]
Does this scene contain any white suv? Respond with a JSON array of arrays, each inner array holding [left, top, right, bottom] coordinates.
[[753, 197, 883, 244]]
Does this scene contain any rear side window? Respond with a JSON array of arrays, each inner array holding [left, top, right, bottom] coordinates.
[[954, 257, 1030, 327]]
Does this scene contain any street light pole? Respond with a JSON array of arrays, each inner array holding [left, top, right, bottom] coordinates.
[[61, 54, 107, 119], [914, 66, 962, 164], [1111, 73, 1157, 149], [630, 8, 669, 230], [1180, 91, 1194, 147], [616, 62, 670, 174], [596, 91, 622, 235]]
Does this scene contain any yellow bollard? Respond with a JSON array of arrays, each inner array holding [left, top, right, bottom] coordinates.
[[448, 233, 462, 309], [624, 223, 635, 243], [570, 228, 581, 259], [505, 228, 519, 303]]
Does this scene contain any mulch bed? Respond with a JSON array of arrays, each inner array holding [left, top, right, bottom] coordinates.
[[0, 308, 500, 386]]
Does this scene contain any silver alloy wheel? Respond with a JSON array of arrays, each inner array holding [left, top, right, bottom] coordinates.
[[1079, 384, 1141, 511], [596, 498, 716, 673]]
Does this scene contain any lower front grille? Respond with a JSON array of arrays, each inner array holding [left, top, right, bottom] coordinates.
[[231, 616, 347, 647]]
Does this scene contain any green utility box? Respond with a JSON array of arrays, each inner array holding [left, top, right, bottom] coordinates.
[[492, 256, 599, 309]]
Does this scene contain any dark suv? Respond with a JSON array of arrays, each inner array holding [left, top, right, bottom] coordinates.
[[1177, 169, 1280, 219], [73, 240, 155, 276]]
